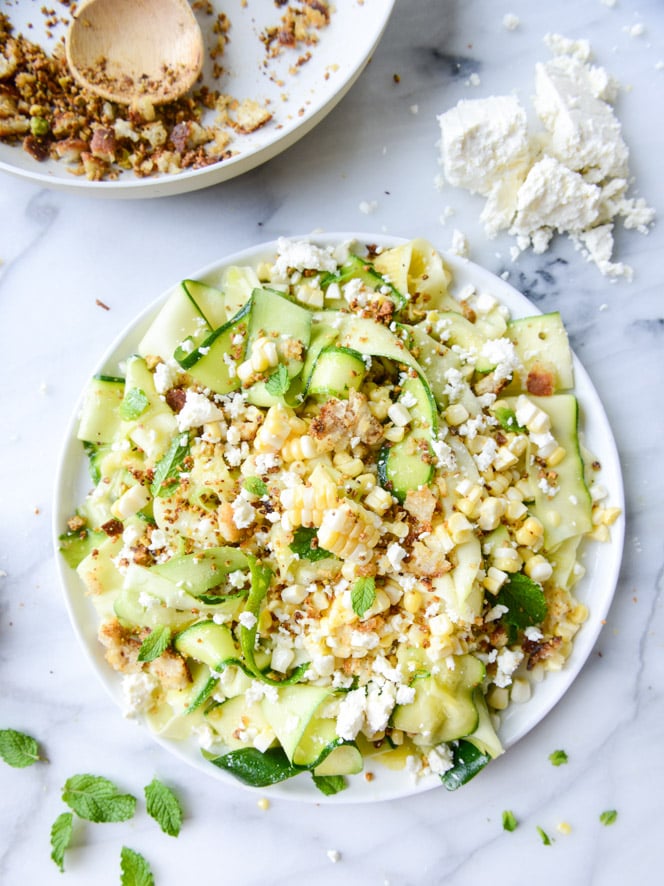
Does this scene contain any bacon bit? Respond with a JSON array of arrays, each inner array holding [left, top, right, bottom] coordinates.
[[523, 635, 563, 669], [526, 365, 555, 397], [165, 387, 187, 413], [67, 514, 87, 532], [101, 518, 124, 538]]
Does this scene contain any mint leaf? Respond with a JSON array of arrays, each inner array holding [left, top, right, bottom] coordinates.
[[150, 432, 189, 497], [312, 774, 347, 796], [62, 774, 136, 823], [120, 387, 149, 420], [351, 577, 376, 618], [144, 778, 183, 837], [289, 526, 332, 562], [493, 406, 525, 432], [243, 476, 268, 497], [536, 826, 553, 845], [496, 572, 547, 632], [50, 811, 74, 872], [137, 626, 171, 663], [549, 749, 568, 766], [0, 729, 41, 767], [600, 809, 618, 826], [120, 847, 154, 886], [265, 364, 289, 396], [502, 810, 518, 832]]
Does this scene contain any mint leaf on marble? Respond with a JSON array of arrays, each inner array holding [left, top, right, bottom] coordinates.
[[502, 810, 518, 832], [549, 749, 568, 766], [600, 809, 618, 826], [120, 847, 155, 886], [144, 778, 183, 837], [50, 811, 74, 872], [137, 625, 171, 663], [536, 826, 553, 845], [62, 774, 136, 823], [0, 728, 41, 767]]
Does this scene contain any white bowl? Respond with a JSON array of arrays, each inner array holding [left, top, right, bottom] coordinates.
[[53, 234, 625, 801]]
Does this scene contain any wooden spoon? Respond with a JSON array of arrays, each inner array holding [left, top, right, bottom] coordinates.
[[66, 0, 204, 106]]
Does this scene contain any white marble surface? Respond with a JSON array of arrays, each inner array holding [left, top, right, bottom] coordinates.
[[1, 0, 663, 883]]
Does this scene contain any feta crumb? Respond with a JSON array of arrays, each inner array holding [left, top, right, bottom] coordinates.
[[494, 647, 524, 687], [450, 228, 470, 257], [336, 687, 367, 740], [121, 672, 159, 717], [238, 611, 258, 630], [177, 390, 224, 431], [503, 13, 520, 31], [326, 850, 341, 864], [359, 200, 378, 215], [273, 238, 337, 278]]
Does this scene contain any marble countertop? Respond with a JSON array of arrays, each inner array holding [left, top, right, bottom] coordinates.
[[1, 0, 663, 883]]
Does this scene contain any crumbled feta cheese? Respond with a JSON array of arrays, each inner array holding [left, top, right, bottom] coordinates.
[[494, 647, 524, 687], [359, 200, 378, 214], [503, 13, 520, 31], [273, 238, 337, 278], [427, 744, 454, 774], [450, 228, 470, 257], [480, 337, 521, 382], [386, 542, 407, 572], [231, 495, 256, 529], [238, 611, 258, 630], [177, 390, 224, 431], [121, 672, 159, 717], [326, 850, 341, 864], [336, 688, 367, 740]]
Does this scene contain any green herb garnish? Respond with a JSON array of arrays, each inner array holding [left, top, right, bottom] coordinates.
[[549, 749, 569, 766], [536, 826, 553, 845], [243, 476, 268, 497], [289, 526, 332, 561], [312, 774, 348, 796], [150, 432, 189, 497], [493, 406, 525, 432], [496, 572, 547, 634], [50, 811, 74, 872], [137, 626, 171, 663], [120, 846, 155, 886], [600, 809, 618, 826], [351, 577, 376, 618], [265, 364, 289, 396], [62, 774, 136, 823], [502, 810, 518, 832], [144, 778, 183, 837], [0, 729, 41, 767], [119, 387, 149, 420]]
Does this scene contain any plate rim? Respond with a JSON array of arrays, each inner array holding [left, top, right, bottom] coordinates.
[[52, 233, 625, 803], [0, 1, 395, 198]]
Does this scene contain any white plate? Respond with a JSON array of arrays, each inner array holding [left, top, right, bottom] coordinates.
[[0, 2, 394, 198], [53, 234, 625, 802]]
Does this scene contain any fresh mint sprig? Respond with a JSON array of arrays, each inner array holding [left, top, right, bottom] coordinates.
[[62, 774, 137, 823], [144, 778, 183, 837], [0, 728, 41, 767]]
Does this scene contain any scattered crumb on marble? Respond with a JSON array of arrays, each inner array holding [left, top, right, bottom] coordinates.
[[326, 849, 341, 863], [503, 13, 520, 31]]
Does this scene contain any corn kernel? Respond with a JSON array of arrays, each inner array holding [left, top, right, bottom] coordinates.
[[593, 506, 621, 526], [507, 435, 528, 457], [403, 590, 423, 613], [546, 445, 567, 467], [569, 603, 588, 625], [444, 403, 469, 427], [488, 686, 509, 710], [364, 485, 394, 516], [333, 452, 364, 478], [483, 566, 508, 594], [588, 524, 610, 542], [492, 546, 522, 573], [510, 677, 531, 704], [524, 554, 553, 583], [388, 402, 412, 427], [493, 446, 519, 471], [447, 511, 474, 544], [477, 497, 505, 531], [383, 425, 405, 443], [515, 516, 544, 547], [557, 822, 572, 836]]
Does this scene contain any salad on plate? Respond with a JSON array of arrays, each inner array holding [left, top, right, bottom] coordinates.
[[59, 236, 621, 797]]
